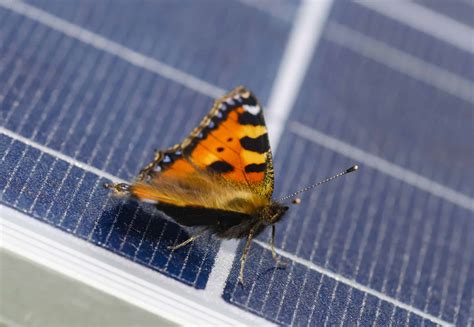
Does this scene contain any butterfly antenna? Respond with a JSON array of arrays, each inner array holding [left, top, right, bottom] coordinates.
[[278, 165, 358, 203]]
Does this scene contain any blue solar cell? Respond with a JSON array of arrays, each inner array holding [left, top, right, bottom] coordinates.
[[0, 0, 292, 293], [330, 1, 474, 81], [392, 307, 408, 326], [358, 294, 380, 325], [223, 243, 446, 325], [292, 39, 473, 196], [413, 0, 474, 28], [24, 0, 294, 101], [457, 278, 474, 326], [1, 139, 28, 202], [223, 134, 472, 324], [374, 301, 394, 326], [1, 12, 199, 179], [228, 1, 473, 315], [0, 134, 219, 288]]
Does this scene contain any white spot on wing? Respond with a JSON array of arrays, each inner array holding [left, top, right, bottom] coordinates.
[[141, 199, 158, 204], [243, 104, 261, 115]]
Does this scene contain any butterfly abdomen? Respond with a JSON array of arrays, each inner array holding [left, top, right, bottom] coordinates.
[[210, 201, 289, 239], [155, 202, 264, 239]]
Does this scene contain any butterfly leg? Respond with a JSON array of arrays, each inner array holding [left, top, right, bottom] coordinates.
[[239, 227, 256, 285], [271, 225, 286, 268], [167, 230, 204, 250]]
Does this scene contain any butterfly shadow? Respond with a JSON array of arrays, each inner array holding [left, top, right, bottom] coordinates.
[[250, 261, 288, 286], [96, 199, 213, 267], [232, 243, 289, 292]]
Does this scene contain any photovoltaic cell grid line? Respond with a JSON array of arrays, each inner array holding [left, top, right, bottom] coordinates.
[[224, 245, 441, 327], [223, 1, 473, 326], [22, 0, 292, 102], [0, 1, 293, 289], [412, 0, 474, 29], [225, 137, 473, 325]]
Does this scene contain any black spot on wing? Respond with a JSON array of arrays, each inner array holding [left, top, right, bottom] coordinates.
[[238, 111, 264, 126], [240, 134, 270, 153], [245, 163, 266, 173], [207, 160, 234, 173]]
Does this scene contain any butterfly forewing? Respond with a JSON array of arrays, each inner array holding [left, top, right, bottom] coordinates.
[[130, 86, 275, 214]]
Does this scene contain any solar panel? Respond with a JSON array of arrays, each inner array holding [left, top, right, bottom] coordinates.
[[1, 0, 472, 326]]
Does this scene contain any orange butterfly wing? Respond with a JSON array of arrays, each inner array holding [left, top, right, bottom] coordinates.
[[133, 86, 274, 207]]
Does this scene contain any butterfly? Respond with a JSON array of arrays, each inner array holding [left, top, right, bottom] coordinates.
[[106, 86, 357, 284]]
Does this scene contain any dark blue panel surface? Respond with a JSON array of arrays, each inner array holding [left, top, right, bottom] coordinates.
[[0, 1, 292, 180], [25, 0, 294, 101], [0, 8, 212, 182], [0, 134, 219, 288], [223, 243, 445, 326], [294, 40, 473, 197], [413, 0, 474, 28], [223, 136, 473, 325], [331, 1, 474, 81], [0, 0, 291, 290], [222, 2, 473, 326]]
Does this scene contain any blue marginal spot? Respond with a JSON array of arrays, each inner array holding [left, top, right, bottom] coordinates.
[[162, 155, 171, 163]]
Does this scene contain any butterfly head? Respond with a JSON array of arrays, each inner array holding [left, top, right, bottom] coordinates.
[[258, 165, 359, 226], [258, 201, 289, 225]]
